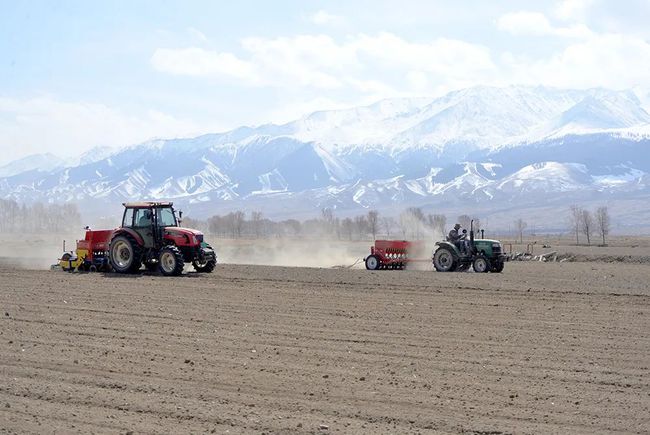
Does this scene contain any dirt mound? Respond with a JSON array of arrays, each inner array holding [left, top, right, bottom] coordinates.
[[557, 253, 650, 264]]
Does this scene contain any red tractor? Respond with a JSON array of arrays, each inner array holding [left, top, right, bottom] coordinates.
[[108, 202, 216, 276]]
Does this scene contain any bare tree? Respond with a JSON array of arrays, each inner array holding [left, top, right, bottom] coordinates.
[[569, 205, 582, 245], [595, 206, 610, 246], [367, 210, 379, 240], [0, 199, 81, 233], [250, 211, 263, 238], [581, 209, 594, 245], [402, 207, 425, 238], [232, 210, 245, 238], [457, 214, 472, 230], [321, 208, 336, 235], [341, 217, 354, 241], [428, 214, 447, 235], [381, 216, 396, 237], [514, 218, 527, 243], [354, 215, 369, 240]]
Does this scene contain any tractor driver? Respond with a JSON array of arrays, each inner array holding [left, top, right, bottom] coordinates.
[[447, 223, 469, 255], [137, 209, 153, 227]]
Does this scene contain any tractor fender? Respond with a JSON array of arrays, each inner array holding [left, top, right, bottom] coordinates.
[[434, 241, 462, 257], [111, 228, 144, 247]]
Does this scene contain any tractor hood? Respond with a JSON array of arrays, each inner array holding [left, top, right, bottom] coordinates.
[[164, 227, 204, 238], [475, 239, 501, 244]]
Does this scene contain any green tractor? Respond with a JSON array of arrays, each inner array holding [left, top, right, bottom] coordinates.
[[433, 221, 507, 273]]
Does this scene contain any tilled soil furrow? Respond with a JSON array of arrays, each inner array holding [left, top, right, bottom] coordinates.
[[2, 262, 649, 434]]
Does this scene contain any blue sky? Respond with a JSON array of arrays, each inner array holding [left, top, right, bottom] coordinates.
[[1, 0, 649, 164]]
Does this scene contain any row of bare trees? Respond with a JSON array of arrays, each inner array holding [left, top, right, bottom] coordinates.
[[0, 199, 81, 233], [512, 206, 611, 245], [184, 208, 482, 241], [569, 205, 611, 245]]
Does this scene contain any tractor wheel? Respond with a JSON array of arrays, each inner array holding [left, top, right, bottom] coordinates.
[[365, 255, 381, 270], [473, 256, 490, 273], [159, 246, 184, 276], [491, 261, 505, 273], [193, 254, 216, 273], [433, 247, 456, 272], [109, 234, 142, 274]]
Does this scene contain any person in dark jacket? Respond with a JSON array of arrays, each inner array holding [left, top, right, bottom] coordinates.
[[447, 223, 462, 244], [447, 223, 469, 254]]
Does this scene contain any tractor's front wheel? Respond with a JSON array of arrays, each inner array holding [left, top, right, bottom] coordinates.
[[109, 234, 142, 273], [159, 246, 184, 276], [193, 253, 216, 273], [491, 261, 505, 273], [433, 247, 456, 272]]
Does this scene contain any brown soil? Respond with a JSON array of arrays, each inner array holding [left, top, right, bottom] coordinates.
[[1, 262, 649, 434]]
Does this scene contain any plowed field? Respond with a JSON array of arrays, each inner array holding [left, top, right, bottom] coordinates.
[[1, 262, 649, 434]]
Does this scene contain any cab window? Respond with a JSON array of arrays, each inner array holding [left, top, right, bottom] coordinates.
[[122, 208, 135, 227], [157, 207, 177, 227], [134, 209, 153, 227]]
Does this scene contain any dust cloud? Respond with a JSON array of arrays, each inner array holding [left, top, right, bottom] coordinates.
[[0, 233, 80, 270], [0, 232, 445, 271]]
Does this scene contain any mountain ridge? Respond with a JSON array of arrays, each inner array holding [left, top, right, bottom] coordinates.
[[2, 85, 650, 227]]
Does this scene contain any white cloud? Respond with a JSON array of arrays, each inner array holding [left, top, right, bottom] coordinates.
[[187, 27, 208, 43], [502, 32, 650, 90], [151, 32, 496, 95], [151, 47, 258, 82], [554, 0, 594, 21], [0, 96, 208, 164], [496, 11, 592, 38], [308, 10, 344, 26]]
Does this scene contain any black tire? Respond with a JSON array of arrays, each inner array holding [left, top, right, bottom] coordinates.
[[109, 234, 142, 273], [491, 261, 505, 273], [365, 255, 381, 270], [193, 253, 216, 273], [473, 255, 490, 273], [433, 247, 457, 272], [159, 246, 184, 276]]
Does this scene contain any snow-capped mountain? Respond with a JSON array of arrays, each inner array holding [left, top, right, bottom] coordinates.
[[2, 85, 650, 227], [0, 153, 66, 178]]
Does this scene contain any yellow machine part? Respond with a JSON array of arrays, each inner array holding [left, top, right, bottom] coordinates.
[[59, 249, 89, 271]]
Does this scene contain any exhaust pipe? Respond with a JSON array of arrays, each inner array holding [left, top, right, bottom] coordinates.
[[470, 220, 475, 253]]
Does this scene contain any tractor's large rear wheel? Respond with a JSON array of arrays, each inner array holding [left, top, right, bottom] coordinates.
[[473, 255, 490, 273], [109, 234, 142, 273], [433, 247, 456, 272], [159, 246, 184, 276]]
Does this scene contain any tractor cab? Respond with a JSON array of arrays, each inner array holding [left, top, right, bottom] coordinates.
[[121, 202, 179, 249]]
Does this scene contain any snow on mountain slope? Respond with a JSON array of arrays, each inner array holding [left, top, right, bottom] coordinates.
[[0, 153, 65, 178], [2, 85, 650, 218], [497, 162, 591, 193]]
